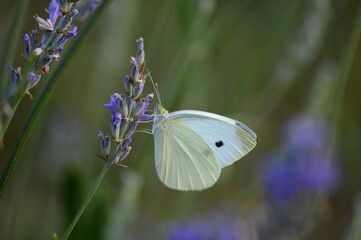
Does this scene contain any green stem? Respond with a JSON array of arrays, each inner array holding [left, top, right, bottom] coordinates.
[[330, 1, 361, 126], [0, 0, 114, 198], [0, 0, 30, 93], [61, 164, 110, 240], [0, 94, 24, 139]]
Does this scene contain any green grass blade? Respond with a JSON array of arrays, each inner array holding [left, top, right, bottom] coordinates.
[[331, 1, 361, 126], [0, 0, 114, 198]]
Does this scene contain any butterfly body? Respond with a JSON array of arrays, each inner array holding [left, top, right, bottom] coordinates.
[[152, 104, 257, 191]]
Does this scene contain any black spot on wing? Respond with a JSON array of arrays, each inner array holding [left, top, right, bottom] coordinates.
[[215, 140, 224, 148]]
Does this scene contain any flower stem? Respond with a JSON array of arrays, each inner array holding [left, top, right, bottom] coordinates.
[[61, 164, 110, 240], [0, 94, 24, 140], [0, 0, 30, 93]]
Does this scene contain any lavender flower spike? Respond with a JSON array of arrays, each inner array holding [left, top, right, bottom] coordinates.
[[6, 0, 79, 99], [98, 38, 153, 166]]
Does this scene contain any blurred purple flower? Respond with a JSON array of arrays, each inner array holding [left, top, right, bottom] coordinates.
[[165, 216, 243, 240], [263, 114, 341, 206], [286, 115, 330, 152]]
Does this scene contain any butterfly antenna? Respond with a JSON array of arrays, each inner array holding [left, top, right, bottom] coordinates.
[[148, 73, 162, 105]]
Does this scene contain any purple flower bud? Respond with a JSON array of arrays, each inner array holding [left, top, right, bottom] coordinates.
[[57, 9, 78, 32], [124, 75, 131, 94], [135, 38, 145, 67], [25, 72, 41, 92], [9, 66, 21, 86], [49, 26, 77, 50], [28, 72, 41, 85], [29, 30, 38, 48], [46, 0, 61, 24], [123, 137, 132, 149], [97, 130, 104, 138], [130, 57, 136, 66], [56, 0, 74, 14], [144, 93, 154, 102], [36, 54, 53, 68], [131, 101, 147, 119], [101, 135, 111, 157], [40, 32, 51, 49], [136, 37, 144, 50], [136, 48, 145, 67], [23, 34, 31, 58], [54, 46, 64, 53], [98, 131, 111, 157], [130, 65, 139, 81], [123, 121, 138, 140], [111, 113, 122, 141], [119, 94, 128, 117], [132, 80, 145, 99], [110, 146, 132, 165], [66, 26, 77, 38]]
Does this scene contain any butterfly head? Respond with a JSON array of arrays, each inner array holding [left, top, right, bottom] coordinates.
[[155, 104, 169, 117]]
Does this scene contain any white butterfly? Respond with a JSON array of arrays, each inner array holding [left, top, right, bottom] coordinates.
[[151, 104, 257, 191]]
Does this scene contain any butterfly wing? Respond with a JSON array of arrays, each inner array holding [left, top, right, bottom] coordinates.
[[167, 110, 257, 168], [154, 119, 221, 191]]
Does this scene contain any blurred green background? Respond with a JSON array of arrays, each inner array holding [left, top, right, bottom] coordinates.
[[1, 0, 361, 239]]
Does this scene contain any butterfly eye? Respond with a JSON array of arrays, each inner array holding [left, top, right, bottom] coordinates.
[[215, 141, 224, 148]]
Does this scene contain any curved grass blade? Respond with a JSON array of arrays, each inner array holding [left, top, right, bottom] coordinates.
[[0, 0, 114, 198], [331, 1, 361, 126]]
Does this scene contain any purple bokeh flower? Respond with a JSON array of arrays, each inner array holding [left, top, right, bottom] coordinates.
[[286, 115, 330, 152], [165, 215, 243, 240], [263, 114, 341, 206]]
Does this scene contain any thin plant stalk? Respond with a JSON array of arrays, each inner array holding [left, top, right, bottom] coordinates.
[[0, 0, 30, 141], [0, 0, 30, 92], [0, 93, 23, 139], [61, 164, 110, 240], [0, 0, 114, 198]]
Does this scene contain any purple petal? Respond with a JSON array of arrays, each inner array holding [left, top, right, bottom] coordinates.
[[47, 0, 61, 24], [136, 102, 152, 121], [66, 26, 77, 39], [23, 33, 31, 57], [104, 94, 120, 117]]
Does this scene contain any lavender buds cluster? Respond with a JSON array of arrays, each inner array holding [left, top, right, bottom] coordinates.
[[98, 38, 153, 166], [10, 0, 78, 98]]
